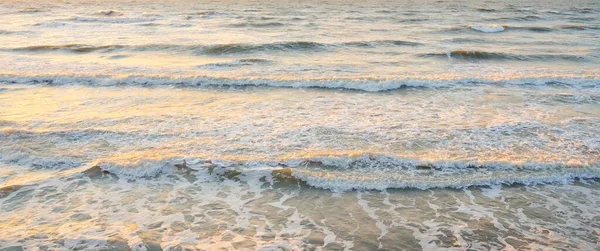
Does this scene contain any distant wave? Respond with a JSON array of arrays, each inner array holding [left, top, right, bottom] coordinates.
[[570, 7, 597, 14], [10, 44, 123, 53], [455, 24, 598, 34], [342, 40, 422, 47], [17, 8, 44, 13], [201, 41, 327, 54], [66, 16, 156, 24], [470, 25, 555, 33], [228, 22, 285, 28], [7, 43, 323, 54], [569, 17, 596, 22], [88, 155, 600, 191], [468, 24, 505, 33], [137, 22, 161, 27], [1, 75, 598, 92], [560, 24, 600, 30], [395, 18, 429, 23], [94, 10, 123, 16], [198, 58, 273, 68], [7, 40, 423, 55], [420, 50, 587, 62], [201, 40, 422, 54], [475, 8, 496, 12], [507, 26, 554, 33], [485, 15, 542, 22]]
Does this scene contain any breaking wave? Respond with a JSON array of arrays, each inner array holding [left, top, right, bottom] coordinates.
[[86, 155, 600, 191]]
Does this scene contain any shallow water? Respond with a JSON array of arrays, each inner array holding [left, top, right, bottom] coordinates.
[[1, 0, 599, 250]]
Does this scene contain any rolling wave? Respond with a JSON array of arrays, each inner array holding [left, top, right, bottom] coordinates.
[[5, 151, 592, 192], [1, 73, 599, 93], [197, 58, 273, 68], [508, 26, 554, 33], [11, 44, 123, 53], [7, 40, 422, 55], [8, 43, 325, 54], [94, 10, 123, 16], [475, 8, 497, 12], [468, 24, 505, 33], [201, 41, 327, 54], [458, 24, 596, 34], [560, 24, 600, 30], [420, 50, 587, 61], [228, 22, 285, 28], [342, 40, 422, 47], [17, 8, 45, 13], [1, 75, 598, 92], [66, 16, 157, 24], [485, 15, 542, 22]]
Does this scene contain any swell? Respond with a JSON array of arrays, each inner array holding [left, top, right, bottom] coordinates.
[[7, 40, 422, 55], [420, 50, 587, 62], [1, 75, 599, 92]]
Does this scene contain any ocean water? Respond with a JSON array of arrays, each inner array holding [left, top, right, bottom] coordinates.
[[1, 0, 599, 250]]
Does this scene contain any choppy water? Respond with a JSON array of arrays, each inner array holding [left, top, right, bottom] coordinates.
[[1, 0, 599, 250]]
